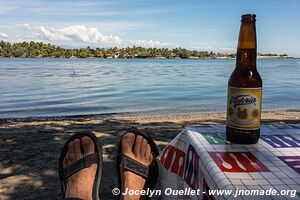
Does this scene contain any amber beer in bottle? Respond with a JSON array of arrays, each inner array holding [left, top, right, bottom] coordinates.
[[226, 14, 262, 144]]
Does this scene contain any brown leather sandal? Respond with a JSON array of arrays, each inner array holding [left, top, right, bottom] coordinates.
[[58, 132, 103, 200], [117, 128, 159, 200]]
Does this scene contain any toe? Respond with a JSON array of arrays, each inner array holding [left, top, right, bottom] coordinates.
[[149, 153, 153, 163], [73, 139, 83, 161], [67, 141, 75, 165], [140, 139, 148, 157], [121, 132, 135, 154], [145, 144, 151, 159], [81, 136, 95, 156], [63, 157, 67, 168], [134, 135, 143, 156]]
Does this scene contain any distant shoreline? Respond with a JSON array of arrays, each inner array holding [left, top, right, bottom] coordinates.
[[0, 56, 296, 59], [0, 40, 294, 59]]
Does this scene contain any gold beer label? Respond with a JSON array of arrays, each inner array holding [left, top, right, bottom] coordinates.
[[227, 86, 262, 130]]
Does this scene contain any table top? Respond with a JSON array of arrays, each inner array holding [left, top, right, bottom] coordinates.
[[158, 125, 300, 200]]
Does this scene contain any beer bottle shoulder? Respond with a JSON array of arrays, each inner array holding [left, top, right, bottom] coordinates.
[[228, 67, 262, 88]]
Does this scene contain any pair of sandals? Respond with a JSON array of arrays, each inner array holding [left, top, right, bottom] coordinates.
[[58, 129, 159, 200]]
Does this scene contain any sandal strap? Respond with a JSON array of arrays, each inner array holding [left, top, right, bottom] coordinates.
[[120, 155, 149, 179], [63, 153, 98, 179]]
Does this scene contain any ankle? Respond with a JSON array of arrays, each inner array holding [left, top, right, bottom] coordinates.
[[123, 171, 146, 190], [65, 180, 92, 200]]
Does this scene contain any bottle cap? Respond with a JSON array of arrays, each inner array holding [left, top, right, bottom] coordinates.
[[241, 14, 256, 22]]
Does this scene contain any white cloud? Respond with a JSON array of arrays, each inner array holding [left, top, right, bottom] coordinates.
[[0, 32, 8, 38], [60, 25, 122, 45], [32, 25, 122, 45], [18, 23, 168, 48], [218, 47, 235, 51], [126, 39, 168, 48], [23, 23, 31, 30], [36, 26, 71, 41]]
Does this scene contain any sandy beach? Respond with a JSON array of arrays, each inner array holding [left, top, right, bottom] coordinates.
[[0, 111, 299, 200]]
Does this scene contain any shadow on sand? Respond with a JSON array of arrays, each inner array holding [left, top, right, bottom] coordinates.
[[0, 116, 299, 199]]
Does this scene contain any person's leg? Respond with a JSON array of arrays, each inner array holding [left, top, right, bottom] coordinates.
[[62, 137, 97, 200], [120, 132, 154, 200]]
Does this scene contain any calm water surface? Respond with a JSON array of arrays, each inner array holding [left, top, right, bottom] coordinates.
[[0, 58, 299, 118]]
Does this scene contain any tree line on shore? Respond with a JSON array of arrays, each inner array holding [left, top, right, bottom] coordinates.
[[258, 53, 288, 57], [0, 40, 289, 59], [0, 41, 234, 59]]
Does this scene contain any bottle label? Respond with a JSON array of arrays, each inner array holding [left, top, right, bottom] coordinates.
[[227, 86, 262, 130]]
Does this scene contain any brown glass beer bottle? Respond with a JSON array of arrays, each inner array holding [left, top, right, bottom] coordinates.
[[226, 14, 262, 144]]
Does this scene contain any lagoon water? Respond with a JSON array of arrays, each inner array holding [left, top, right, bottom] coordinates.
[[0, 58, 299, 118]]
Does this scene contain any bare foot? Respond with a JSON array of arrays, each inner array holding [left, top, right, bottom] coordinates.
[[63, 136, 97, 200], [121, 132, 154, 200]]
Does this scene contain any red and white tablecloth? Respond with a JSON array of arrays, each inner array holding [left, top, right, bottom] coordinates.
[[157, 125, 300, 200]]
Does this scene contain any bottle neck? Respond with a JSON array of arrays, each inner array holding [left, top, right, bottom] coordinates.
[[235, 20, 257, 71], [236, 48, 257, 70]]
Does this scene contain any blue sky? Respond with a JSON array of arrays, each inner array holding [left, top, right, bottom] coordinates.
[[0, 0, 299, 56]]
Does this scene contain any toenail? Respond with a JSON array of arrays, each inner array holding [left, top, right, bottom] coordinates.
[[123, 132, 135, 140], [136, 135, 143, 141], [81, 137, 89, 144]]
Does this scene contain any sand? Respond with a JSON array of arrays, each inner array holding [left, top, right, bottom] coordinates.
[[0, 111, 299, 200]]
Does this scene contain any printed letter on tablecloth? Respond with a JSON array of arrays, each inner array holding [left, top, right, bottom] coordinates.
[[160, 145, 185, 177], [209, 152, 269, 172], [184, 144, 203, 190]]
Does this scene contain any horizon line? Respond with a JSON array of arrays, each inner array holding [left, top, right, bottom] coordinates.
[[0, 40, 293, 57]]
